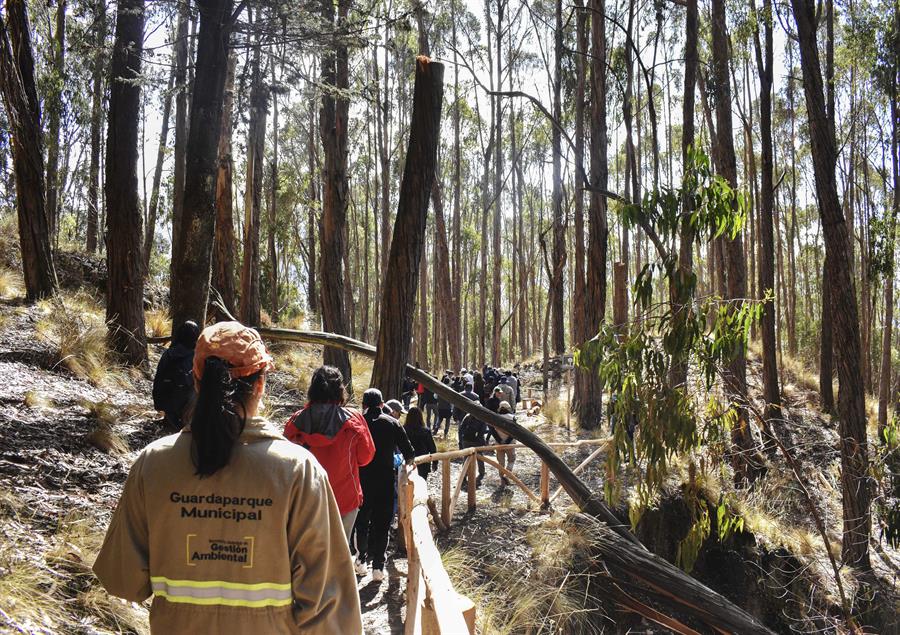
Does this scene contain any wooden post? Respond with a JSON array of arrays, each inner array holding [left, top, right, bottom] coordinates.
[[566, 369, 572, 431], [467, 451, 477, 511], [441, 458, 451, 527], [540, 461, 550, 508]]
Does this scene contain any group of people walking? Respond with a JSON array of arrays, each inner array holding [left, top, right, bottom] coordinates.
[[100, 321, 512, 633]]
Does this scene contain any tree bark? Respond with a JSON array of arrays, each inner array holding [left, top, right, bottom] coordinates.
[[212, 50, 236, 319], [491, 0, 503, 366], [268, 59, 279, 323], [550, 0, 566, 355], [168, 4, 189, 294], [306, 93, 319, 316], [751, 0, 782, 424], [451, 5, 463, 368], [319, 0, 353, 385], [574, 0, 608, 429], [711, 0, 760, 482], [170, 0, 235, 330], [144, 46, 176, 274], [240, 38, 266, 327], [0, 0, 58, 301], [104, 0, 146, 365], [45, 0, 66, 244], [668, 0, 698, 390], [86, 0, 105, 254], [790, 0, 872, 569], [371, 57, 444, 399], [879, 49, 899, 438]]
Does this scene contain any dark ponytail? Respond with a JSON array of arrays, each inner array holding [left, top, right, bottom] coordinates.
[[191, 356, 261, 477]]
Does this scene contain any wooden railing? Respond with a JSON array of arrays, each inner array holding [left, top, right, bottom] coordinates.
[[397, 438, 610, 634], [398, 465, 475, 634]]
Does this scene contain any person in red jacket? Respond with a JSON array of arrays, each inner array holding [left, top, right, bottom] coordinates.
[[284, 366, 375, 540]]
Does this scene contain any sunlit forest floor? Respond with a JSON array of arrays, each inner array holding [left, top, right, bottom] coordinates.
[[0, 259, 898, 633]]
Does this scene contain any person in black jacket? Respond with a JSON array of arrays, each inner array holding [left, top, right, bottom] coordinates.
[[458, 413, 488, 487], [403, 406, 437, 479], [152, 320, 200, 430], [355, 388, 415, 582], [434, 376, 454, 438]]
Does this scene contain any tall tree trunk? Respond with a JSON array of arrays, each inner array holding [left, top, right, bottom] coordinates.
[[240, 42, 266, 327], [451, 4, 463, 368], [170, 0, 235, 330], [45, 0, 66, 243], [711, 0, 760, 482], [879, 48, 899, 438], [86, 0, 106, 254], [550, 0, 566, 355], [104, 0, 146, 364], [491, 0, 503, 366], [268, 62, 279, 323], [307, 94, 319, 316], [578, 0, 609, 429], [168, 4, 190, 294], [0, 0, 58, 300], [319, 0, 353, 386], [212, 50, 236, 319], [790, 0, 872, 569], [371, 57, 444, 398], [752, 0, 782, 424], [668, 0, 698, 389], [144, 47, 176, 273]]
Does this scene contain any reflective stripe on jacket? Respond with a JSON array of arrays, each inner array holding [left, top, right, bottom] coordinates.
[[93, 417, 362, 634]]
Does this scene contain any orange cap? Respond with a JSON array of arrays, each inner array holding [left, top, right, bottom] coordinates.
[[193, 321, 274, 387]]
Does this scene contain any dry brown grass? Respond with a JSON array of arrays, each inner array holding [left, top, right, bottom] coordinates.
[[23, 390, 52, 410], [144, 308, 170, 339], [0, 490, 149, 635], [36, 292, 132, 389], [442, 516, 605, 634], [0, 267, 23, 300]]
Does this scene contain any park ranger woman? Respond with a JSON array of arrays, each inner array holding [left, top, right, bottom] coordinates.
[[93, 321, 362, 634]]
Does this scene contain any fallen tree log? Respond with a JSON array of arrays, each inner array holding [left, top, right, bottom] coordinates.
[[149, 325, 772, 633]]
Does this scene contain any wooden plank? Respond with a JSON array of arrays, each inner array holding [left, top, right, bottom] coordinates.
[[409, 505, 471, 634], [400, 468, 421, 635], [441, 458, 451, 527], [540, 461, 550, 508]]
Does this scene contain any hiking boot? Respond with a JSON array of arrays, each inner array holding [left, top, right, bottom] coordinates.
[[354, 559, 368, 576], [372, 568, 385, 582]]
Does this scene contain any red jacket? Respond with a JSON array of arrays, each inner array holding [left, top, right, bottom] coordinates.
[[284, 403, 375, 515]]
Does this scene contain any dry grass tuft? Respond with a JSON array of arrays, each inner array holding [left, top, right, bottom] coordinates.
[[144, 308, 170, 339], [273, 344, 322, 394], [0, 267, 23, 299], [23, 390, 53, 410], [86, 421, 130, 455], [541, 398, 569, 428], [36, 292, 132, 389]]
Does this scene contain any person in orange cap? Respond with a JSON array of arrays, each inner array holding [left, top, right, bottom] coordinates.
[[94, 321, 362, 634]]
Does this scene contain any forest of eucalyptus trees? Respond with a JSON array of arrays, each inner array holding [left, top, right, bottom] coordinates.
[[0, 0, 898, 575]]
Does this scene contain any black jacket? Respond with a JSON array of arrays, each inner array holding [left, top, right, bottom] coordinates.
[[405, 425, 438, 478], [360, 408, 415, 480], [152, 343, 195, 417], [458, 414, 489, 446]]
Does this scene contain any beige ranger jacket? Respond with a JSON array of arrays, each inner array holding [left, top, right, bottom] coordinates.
[[93, 417, 363, 634]]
